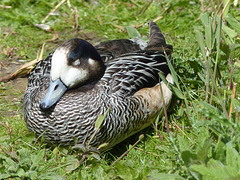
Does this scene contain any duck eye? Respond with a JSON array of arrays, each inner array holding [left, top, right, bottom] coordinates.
[[72, 59, 81, 66], [54, 84, 59, 91]]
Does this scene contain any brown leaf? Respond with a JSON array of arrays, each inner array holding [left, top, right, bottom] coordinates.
[[3, 46, 15, 57]]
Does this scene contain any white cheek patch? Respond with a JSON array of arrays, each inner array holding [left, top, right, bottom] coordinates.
[[51, 48, 68, 81], [51, 47, 88, 88], [61, 67, 88, 88], [88, 58, 95, 66]]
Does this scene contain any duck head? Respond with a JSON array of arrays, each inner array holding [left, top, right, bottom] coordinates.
[[40, 38, 106, 111]]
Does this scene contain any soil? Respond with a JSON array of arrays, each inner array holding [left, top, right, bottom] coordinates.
[[0, 61, 28, 117], [0, 61, 28, 93]]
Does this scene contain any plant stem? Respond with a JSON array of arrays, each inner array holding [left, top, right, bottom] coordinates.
[[112, 134, 144, 166]]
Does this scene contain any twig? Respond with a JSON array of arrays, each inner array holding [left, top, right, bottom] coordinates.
[[229, 83, 237, 118], [234, 0, 239, 6], [152, 122, 165, 143], [46, 33, 59, 42], [153, 16, 163, 23], [220, 0, 231, 17], [73, 7, 79, 29], [113, 24, 125, 31], [79, 154, 87, 165], [42, 0, 67, 23], [0, 43, 45, 82], [67, 0, 72, 8], [137, 0, 153, 16], [159, 78, 170, 137], [98, 14, 102, 25], [112, 134, 144, 165], [0, 122, 12, 135], [133, 147, 161, 157], [133, 16, 163, 29], [172, 121, 193, 142], [0, 5, 11, 8], [82, 131, 89, 145]]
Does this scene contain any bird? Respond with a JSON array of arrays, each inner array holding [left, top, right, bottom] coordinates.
[[23, 21, 174, 150]]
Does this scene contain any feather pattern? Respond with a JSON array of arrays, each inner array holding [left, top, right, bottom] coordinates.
[[23, 21, 174, 149]]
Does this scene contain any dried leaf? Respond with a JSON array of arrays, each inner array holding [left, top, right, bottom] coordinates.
[[34, 24, 50, 31]]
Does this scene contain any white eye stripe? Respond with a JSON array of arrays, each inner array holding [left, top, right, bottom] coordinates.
[[88, 58, 95, 65], [72, 59, 81, 66]]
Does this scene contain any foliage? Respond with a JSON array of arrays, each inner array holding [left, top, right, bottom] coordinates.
[[0, 0, 240, 179]]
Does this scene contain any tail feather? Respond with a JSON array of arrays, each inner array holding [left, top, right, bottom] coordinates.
[[145, 21, 173, 55], [148, 21, 166, 47]]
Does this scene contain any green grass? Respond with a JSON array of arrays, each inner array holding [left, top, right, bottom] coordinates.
[[0, 0, 240, 179]]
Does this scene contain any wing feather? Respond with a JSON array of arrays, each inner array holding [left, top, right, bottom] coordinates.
[[101, 50, 171, 96]]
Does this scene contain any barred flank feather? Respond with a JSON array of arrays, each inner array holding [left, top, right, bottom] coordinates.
[[23, 21, 174, 150]]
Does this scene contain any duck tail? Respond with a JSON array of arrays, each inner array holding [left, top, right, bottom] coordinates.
[[145, 21, 173, 54]]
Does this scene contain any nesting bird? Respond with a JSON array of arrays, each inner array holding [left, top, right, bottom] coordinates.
[[23, 21, 174, 150]]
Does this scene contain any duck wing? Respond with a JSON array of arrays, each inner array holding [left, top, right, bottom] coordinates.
[[95, 39, 143, 63], [101, 21, 173, 96], [102, 50, 171, 96]]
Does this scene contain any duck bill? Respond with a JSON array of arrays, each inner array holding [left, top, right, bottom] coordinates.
[[40, 78, 67, 111]]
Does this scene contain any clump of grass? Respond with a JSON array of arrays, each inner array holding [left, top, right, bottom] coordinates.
[[0, 0, 240, 179]]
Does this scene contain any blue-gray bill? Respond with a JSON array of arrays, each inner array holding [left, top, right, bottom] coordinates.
[[40, 78, 67, 111]]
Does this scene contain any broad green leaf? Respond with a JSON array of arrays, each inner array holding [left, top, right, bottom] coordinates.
[[31, 149, 45, 171], [98, 143, 109, 150], [178, 136, 191, 152], [40, 173, 63, 180], [159, 56, 184, 100], [158, 71, 169, 87], [52, 147, 59, 155], [205, 23, 213, 50], [230, 46, 240, 59], [226, 144, 239, 169], [89, 152, 101, 161], [72, 144, 88, 153], [222, 0, 231, 19], [171, 86, 185, 100], [198, 101, 220, 115], [222, 23, 237, 39], [125, 26, 141, 39], [0, 174, 12, 179], [114, 161, 133, 180], [181, 150, 198, 167], [226, 14, 240, 34], [95, 115, 104, 130], [92, 165, 105, 180], [196, 138, 212, 163], [190, 159, 225, 179], [65, 156, 80, 172], [232, 99, 240, 112], [213, 140, 226, 162], [195, 30, 206, 60], [95, 107, 110, 130], [215, 16, 222, 45], [148, 173, 185, 180], [17, 168, 26, 177], [200, 13, 209, 26], [195, 127, 210, 149], [164, 52, 180, 88]]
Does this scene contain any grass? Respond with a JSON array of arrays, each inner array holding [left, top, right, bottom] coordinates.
[[0, 0, 240, 179]]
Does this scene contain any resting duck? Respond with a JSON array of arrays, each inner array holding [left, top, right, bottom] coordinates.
[[23, 21, 174, 150]]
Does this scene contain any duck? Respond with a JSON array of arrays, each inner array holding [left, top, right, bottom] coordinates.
[[23, 21, 174, 150]]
